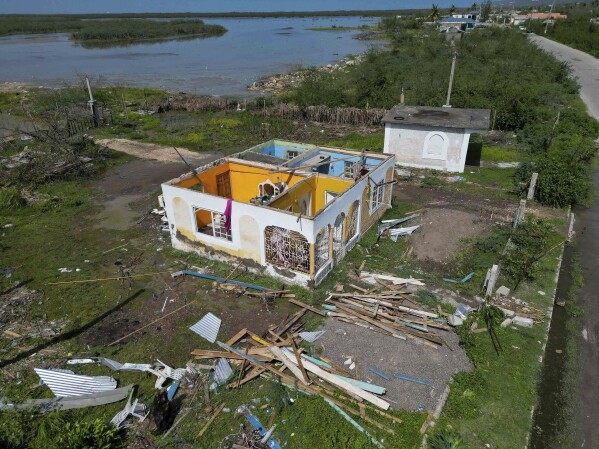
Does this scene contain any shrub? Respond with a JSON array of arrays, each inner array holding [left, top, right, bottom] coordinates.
[[0, 187, 26, 209], [56, 419, 120, 449], [535, 135, 597, 208], [428, 428, 465, 449]]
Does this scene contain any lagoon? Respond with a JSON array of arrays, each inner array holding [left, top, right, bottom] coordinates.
[[0, 16, 379, 95]]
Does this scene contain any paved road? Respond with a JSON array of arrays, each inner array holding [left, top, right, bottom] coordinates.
[[530, 35, 599, 448]]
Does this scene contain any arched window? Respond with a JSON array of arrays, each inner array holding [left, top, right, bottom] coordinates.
[[315, 226, 330, 271], [344, 201, 360, 243]]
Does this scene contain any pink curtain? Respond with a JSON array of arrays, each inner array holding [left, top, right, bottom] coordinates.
[[224, 199, 233, 232]]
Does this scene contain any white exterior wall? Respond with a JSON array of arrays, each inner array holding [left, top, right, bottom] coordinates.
[[384, 123, 475, 173], [161, 183, 315, 286], [161, 155, 395, 287]]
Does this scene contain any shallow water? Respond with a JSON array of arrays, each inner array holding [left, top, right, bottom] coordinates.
[[0, 16, 379, 95]]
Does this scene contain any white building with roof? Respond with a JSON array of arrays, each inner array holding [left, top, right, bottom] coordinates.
[[382, 104, 490, 173]]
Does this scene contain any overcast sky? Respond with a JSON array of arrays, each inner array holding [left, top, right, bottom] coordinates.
[[0, 1, 471, 14]]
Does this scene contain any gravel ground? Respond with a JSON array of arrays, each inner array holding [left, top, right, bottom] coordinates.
[[315, 319, 472, 412]]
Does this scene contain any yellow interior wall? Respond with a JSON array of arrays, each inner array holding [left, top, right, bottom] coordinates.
[[177, 161, 305, 203], [227, 162, 304, 203], [269, 180, 314, 213], [269, 175, 352, 216], [195, 209, 212, 228], [312, 176, 353, 212]]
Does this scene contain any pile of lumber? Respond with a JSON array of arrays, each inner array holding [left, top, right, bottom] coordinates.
[[323, 280, 451, 349], [190, 310, 400, 435], [493, 297, 545, 323]]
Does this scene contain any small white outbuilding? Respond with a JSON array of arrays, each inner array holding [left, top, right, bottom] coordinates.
[[382, 104, 490, 173]]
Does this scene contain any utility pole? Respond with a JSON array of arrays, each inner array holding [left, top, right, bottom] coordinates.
[[85, 77, 100, 127], [443, 52, 458, 108], [544, 0, 555, 35]]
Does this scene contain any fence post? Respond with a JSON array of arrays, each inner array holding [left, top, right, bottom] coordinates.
[[527, 172, 538, 200]]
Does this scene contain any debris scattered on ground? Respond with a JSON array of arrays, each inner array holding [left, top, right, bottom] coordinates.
[[443, 272, 475, 284], [323, 282, 448, 348], [190, 312, 222, 343]]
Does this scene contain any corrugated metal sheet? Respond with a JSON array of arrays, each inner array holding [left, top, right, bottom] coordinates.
[[298, 330, 326, 343], [0, 385, 133, 411], [35, 368, 117, 398], [210, 358, 232, 390], [189, 312, 221, 343]]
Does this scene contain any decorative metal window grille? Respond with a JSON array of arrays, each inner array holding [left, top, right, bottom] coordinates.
[[345, 201, 359, 243], [370, 180, 385, 214], [211, 212, 231, 240], [315, 227, 330, 271], [195, 208, 232, 241], [264, 226, 310, 273]]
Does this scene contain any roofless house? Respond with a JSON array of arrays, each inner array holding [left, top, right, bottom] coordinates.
[[161, 140, 395, 287]]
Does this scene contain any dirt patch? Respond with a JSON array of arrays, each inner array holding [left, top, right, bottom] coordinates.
[[410, 208, 487, 262], [94, 137, 219, 165], [92, 158, 198, 230], [395, 182, 517, 223], [318, 319, 471, 411]]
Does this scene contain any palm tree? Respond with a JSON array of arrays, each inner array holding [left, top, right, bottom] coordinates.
[[449, 4, 457, 15], [430, 3, 441, 22]]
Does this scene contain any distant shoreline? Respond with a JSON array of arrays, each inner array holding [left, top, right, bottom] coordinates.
[[0, 9, 418, 20]]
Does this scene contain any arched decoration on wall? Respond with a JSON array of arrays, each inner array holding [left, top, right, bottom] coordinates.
[[238, 215, 261, 262], [314, 226, 330, 272], [422, 131, 449, 160], [264, 226, 310, 273], [332, 212, 345, 262], [344, 201, 360, 243], [172, 196, 192, 233]]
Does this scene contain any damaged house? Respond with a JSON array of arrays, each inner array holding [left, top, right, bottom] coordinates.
[[161, 140, 395, 287]]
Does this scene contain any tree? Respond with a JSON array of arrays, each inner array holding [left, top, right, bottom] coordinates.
[[480, 0, 492, 21], [449, 4, 457, 15], [430, 4, 441, 21]]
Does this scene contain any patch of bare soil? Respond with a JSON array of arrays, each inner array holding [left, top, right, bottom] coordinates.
[[395, 182, 517, 224], [318, 319, 471, 411], [94, 138, 219, 165], [77, 279, 299, 348], [410, 208, 487, 262]]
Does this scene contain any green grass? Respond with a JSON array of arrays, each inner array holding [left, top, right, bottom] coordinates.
[[325, 131, 384, 152], [460, 167, 517, 191], [435, 213, 568, 449], [480, 145, 523, 162]]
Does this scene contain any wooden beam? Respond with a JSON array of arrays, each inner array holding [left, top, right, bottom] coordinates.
[[197, 403, 225, 437], [289, 299, 326, 316]]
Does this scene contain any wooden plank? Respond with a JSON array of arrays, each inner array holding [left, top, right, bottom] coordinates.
[[289, 299, 326, 316], [284, 351, 390, 410], [225, 328, 248, 346], [227, 366, 265, 389], [197, 403, 225, 437], [335, 304, 409, 341], [269, 346, 309, 385], [191, 349, 272, 362], [291, 340, 311, 385], [220, 341, 395, 431]]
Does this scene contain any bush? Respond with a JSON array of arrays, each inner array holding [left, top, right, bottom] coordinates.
[[502, 216, 553, 288], [0, 187, 26, 209], [428, 428, 465, 449], [535, 135, 597, 208], [56, 419, 120, 449]]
